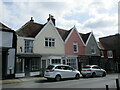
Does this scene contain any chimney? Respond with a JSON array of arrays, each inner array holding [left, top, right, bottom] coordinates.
[[47, 14, 55, 25], [30, 17, 34, 22]]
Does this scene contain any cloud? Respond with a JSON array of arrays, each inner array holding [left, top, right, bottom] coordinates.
[[0, 0, 119, 40]]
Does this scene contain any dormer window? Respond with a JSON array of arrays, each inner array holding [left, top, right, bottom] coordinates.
[[107, 50, 113, 58], [91, 46, 96, 54]]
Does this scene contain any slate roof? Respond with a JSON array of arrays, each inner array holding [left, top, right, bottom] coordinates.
[[56, 27, 72, 41], [79, 32, 91, 44], [0, 22, 12, 30], [99, 34, 120, 50]]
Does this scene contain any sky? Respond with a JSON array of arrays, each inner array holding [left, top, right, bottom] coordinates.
[[0, 0, 119, 41]]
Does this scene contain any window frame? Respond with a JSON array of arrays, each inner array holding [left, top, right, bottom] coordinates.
[[44, 37, 55, 48], [107, 50, 113, 58], [24, 39, 33, 53], [91, 46, 96, 54], [73, 42, 78, 53]]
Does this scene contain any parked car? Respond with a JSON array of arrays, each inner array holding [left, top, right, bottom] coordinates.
[[44, 64, 80, 81], [81, 65, 106, 78]]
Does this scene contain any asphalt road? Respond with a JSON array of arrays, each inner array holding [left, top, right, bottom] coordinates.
[[2, 74, 120, 89]]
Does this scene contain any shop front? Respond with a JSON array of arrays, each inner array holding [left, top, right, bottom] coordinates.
[[15, 54, 41, 77]]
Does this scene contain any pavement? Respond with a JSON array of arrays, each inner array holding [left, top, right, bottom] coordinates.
[[1, 77, 46, 85], [1, 74, 83, 85]]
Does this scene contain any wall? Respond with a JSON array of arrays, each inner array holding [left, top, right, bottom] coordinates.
[[0, 31, 13, 48], [65, 29, 85, 55], [34, 22, 64, 55]]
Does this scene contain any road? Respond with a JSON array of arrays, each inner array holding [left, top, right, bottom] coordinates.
[[2, 74, 120, 89]]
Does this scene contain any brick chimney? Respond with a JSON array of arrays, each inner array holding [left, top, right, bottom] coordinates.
[[47, 14, 55, 25]]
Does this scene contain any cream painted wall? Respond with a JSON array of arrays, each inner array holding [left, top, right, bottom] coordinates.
[[34, 22, 64, 55], [17, 37, 25, 54]]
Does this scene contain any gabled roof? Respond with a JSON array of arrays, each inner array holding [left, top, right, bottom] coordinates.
[[0, 22, 12, 30], [16, 20, 45, 38], [99, 34, 120, 50], [56, 27, 72, 41], [97, 42, 105, 50], [79, 32, 91, 44]]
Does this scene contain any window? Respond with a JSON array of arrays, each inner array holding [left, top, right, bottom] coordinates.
[[91, 46, 96, 54], [25, 40, 33, 53], [51, 59, 61, 64], [66, 58, 76, 69], [16, 58, 24, 73], [107, 50, 113, 58], [73, 42, 78, 53], [30, 58, 40, 71], [45, 38, 55, 47]]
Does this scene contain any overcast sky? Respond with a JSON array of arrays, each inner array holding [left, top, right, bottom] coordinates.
[[1, 0, 119, 41]]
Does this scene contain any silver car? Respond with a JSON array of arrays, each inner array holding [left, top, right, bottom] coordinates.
[[81, 65, 106, 78]]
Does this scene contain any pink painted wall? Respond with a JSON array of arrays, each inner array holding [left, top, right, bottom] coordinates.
[[65, 29, 85, 55]]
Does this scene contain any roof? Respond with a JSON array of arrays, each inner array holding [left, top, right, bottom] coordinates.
[[16, 20, 45, 38], [79, 32, 91, 44], [97, 42, 105, 50], [99, 34, 120, 50], [57, 28, 72, 41], [0, 22, 11, 30], [0, 22, 15, 33]]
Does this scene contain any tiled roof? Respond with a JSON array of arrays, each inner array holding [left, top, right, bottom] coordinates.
[[0, 22, 12, 30], [99, 34, 120, 50], [79, 32, 91, 44], [97, 42, 105, 50], [16, 20, 45, 38], [56, 27, 72, 41]]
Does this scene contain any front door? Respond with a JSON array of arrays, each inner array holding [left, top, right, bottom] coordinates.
[[25, 58, 30, 77]]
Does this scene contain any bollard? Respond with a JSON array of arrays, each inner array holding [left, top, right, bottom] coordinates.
[[116, 79, 120, 90], [106, 85, 109, 90]]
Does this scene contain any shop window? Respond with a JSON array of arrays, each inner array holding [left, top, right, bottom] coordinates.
[[66, 58, 76, 69], [16, 58, 24, 73], [51, 59, 61, 64], [30, 58, 40, 71]]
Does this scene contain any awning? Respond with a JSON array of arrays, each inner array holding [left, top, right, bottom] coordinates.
[[16, 53, 42, 58]]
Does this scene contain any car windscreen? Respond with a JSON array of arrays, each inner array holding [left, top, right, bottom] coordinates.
[[46, 65, 54, 70]]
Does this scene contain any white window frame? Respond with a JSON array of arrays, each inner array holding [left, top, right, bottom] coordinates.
[[45, 37, 55, 48], [24, 39, 33, 53], [91, 46, 96, 54], [73, 42, 78, 53], [107, 50, 113, 58], [101, 51, 104, 57]]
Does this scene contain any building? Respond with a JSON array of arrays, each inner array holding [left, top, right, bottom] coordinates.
[[99, 34, 120, 73], [0, 22, 17, 79], [78, 32, 101, 67], [16, 15, 65, 77], [15, 15, 102, 77]]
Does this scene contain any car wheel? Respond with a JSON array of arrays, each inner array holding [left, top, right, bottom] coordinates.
[[75, 74, 80, 79], [92, 72, 96, 78], [55, 75, 61, 81], [102, 72, 106, 77]]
